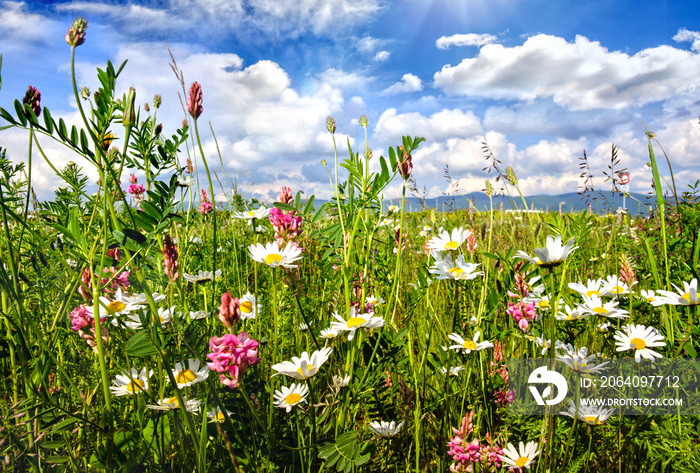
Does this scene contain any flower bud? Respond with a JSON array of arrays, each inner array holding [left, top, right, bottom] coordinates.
[[65, 17, 88, 47], [485, 180, 493, 197], [187, 82, 203, 119], [358, 115, 368, 128], [22, 86, 41, 118], [505, 166, 518, 186], [277, 186, 293, 205], [218, 292, 241, 327], [153, 94, 162, 109], [397, 146, 412, 180], [154, 123, 162, 136], [326, 116, 336, 134], [122, 87, 136, 128], [80, 86, 90, 99]]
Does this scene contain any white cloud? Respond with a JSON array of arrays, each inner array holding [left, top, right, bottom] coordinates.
[[382, 73, 423, 95], [0, 1, 58, 46], [673, 28, 700, 52], [374, 108, 482, 144], [374, 50, 390, 62], [433, 33, 700, 110], [435, 33, 498, 49]]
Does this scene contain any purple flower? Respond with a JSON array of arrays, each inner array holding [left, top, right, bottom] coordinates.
[[22, 86, 41, 118], [187, 82, 203, 119]]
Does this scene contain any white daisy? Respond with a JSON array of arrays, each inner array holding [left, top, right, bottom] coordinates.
[[207, 406, 234, 423], [427, 227, 472, 251], [555, 304, 590, 321], [189, 310, 211, 320], [183, 269, 223, 284], [248, 242, 303, 268], [171, 358, 210, 389], [332, 373, 351, 388], [560, 400, 614, 426], [273, 383, 309, 412], [365, 295, 385, 306], [597, 322, 612, 333], [232, 207, 270, 220], [271, 347, 333, 380], [386, 205, 399, 214], [514, 235, 577, 269], [578, 295, 629, 319], [639, 289, 657, 305], [614, 324, 666, 362], [147, 396, 202, 413], [524, 293, 552, 311], [499, 441, 540, 469], [429, 251, 484, 281], [555, 344, 609, 373], [319, 327, 340, 339], [109, 367, 152, 396], [117, 305, 176, 330], [120, 291, 167, 312], [568, 278, 604, 298], [439, 366, 465, 377], [369, 420, 404, 438], [600, 275, 633, 297], [378, 218, 393, 227], [447, 332, 494, 354], [654, 279, 700, 306], [330, 308, 385, 341], [528, 336, 565, 356], [239, 292, 260, 320]]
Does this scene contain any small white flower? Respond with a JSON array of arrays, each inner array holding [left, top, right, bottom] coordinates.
[[147, 396, 202, 413], [189, 310, 211, 320], [273, 383, 309, 412], [183, 269, 223, 284], [248, 242, 303, 268], [561, 400, 614, 425], [600, 275, 633, 297], [555, 304, 590, 321], [239, 292, 260, 320], [614, 324, 666, 362], [499, 441, 540, 469], [271, 347, 333, 380], [319, 327, 340, 339], [110, 368, 152, 396], [427, 227, 472, 252], [514, 235, 577, 269], [568, 278, 604, 298], [207, 406, 234, 423], [439, 366, 464, 377], [232, 207, 270, 220], [369, 420, 404, 438], [654, 279, 700, 306], [555, 344, 609, 374], [332, 373, 351, 388], [429, 251, 484, 281], [330, 308, 384, 341], [171, 358, 210, 388], [447, 332, 493, 354], [578, 295, 629, 319]]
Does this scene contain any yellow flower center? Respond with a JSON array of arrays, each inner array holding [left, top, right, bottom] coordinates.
[[246, 211, 254, 217], [646, 297, 655, 303], [444, 240, 459, 250], [285, 393, 302, 405], [176, 369, 197, 384], [538, 300, 550, 309], [347, 316, 367, 328], [463, 340, 477, 350], [166, 396, 179, 406], [585, 416, 601, 425], [326, 333, 335, 339], [516, 456, 529, 467], [585, 290, 600, 297], [682, 292, 691, 303], [593, 307, 608, 315], [296, 365, 314, 377], [611, 285, 624, 294], [126, 379, 144, 393], [449, 267, 464, 277], [567, 314, 579, 320], [152, 314, 165, 323], [630, 337, 646, 349], [215, 412, 225, 422], [240, 301, 253, 313], [107, 301, 126, 313], [265, 253, 283, 265]]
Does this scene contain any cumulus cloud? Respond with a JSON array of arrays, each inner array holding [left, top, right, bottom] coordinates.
[[433, 33, 700, 110], [374, 108, 482, 144], [382, 73, 423, 95], [673, 28, 700, 52], [374, 50, 390, 61], [435, 33, 498, 49], [0, 1, 59, 46]]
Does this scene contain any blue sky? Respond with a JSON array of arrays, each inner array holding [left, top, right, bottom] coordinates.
[[1, 0, 700, 203]]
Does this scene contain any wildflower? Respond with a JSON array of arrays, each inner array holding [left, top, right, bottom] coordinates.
[[600, 275, 633, 297], [330, 307, 384, 341], [273, 383, 309, 412], [397, 146, 412, 179], [640, 289, 657, 304], [239, 292, 260, 320], [325, 116, 336, 134], [332, 373, 351, 388], [447, 332, 494, 354], [507, 300, 537, 333], [568, 278, 604, 298], [387, 205, 399, 214], [319, 327, 340, 339], [271, 347, 332, 380], [365, 295, 385, 307], [187, 82, 203, 119], [561, 400, 614, 425], [268, 207, 303, 244], [233, 207, 270, 220], [189, 310, 211, 320], [555, 344, 609, 374], [369, 420, 404, 438], [65, 16, 88, 47], [119, 291, 167, 312], [147, 396, 201, 413], [429, 251, 484, 281], [171, 358, 210, 389], [163, 235, 179, 282], [122, 87, 136, 128], [218, 292, 241, 327], [555, 304, 590, 321], [183, 269, 222, 284], [499, 441, 540, 469], [439, 366, 465, 377], [248, 241, 303, 268], [480, 433, 504, 469], [619, 253, 636, 286], [207, 332, 260, 388], [578, 295, 629, 319], [529, 336, 565, 356], [277, 186, 294, 205], [653, 278, 700, 306], [199, 189, 213, 214], [514, 235, 577, 269], [427, 227, 472, 251], [597, 322, 612, 333], [524, 292, 551, 311], [207, 406, 234, 423], [447, 412, 481, 471], [22, 86, 41, 118], [614, 324, 666, 362], [109, 367, 151, 396]]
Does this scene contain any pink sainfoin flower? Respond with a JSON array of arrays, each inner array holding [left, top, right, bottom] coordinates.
[[187, 82, 203, 119], [207, 332, 260, 388], [465, 232, 478, 254], [447, 411, 481, 472], [22, 86, 41, 118], [398, 146, 413, 180], [199, 189, 213, 215], [127, 175, 145, 202], [65, 17, 88, 47], [506, 300, 536, 333], [277, 186, 294, 205], [494, 388, 516, 407], [480, 433, 504, 470], [218, 292, 241, 327], [186, 158, 193, 174], [78, 267, 130, 300], [163, 235, 179, 282], [69, 305, 108, 353], [619, 253, 636, 286]]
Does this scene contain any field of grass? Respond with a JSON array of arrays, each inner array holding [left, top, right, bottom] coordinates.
[[2, 16, 700, 473]]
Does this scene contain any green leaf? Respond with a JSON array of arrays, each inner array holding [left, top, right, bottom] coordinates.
[[125, 330, 158, 357], [139, 200, 162, 221], [274, 202, 297, 212], [0, 106, 16, 125], [43, 107, 54, 134], [13, 100, 27, 126]]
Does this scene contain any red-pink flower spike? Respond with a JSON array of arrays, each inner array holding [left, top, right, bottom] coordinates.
[[187, 82, 203, 119], [163, 235, 179, 282], [65, 17, 88, 47], [22, 86, 41, 118]]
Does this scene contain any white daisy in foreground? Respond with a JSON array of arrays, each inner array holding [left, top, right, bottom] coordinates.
[[232, 207, 270, 220], [332, 373, 351, 388], [555, 304, 590, 321], [183, 269, 223, 284], [578, 295, 629, 319], [555, 344, 609, 374], [429, 251, 484, 281], [147, 396, 202, 413], [654, 279, 700, 306], [171, 359, 210, 389], [499, 441, 540, 469], [439, 366, 465, 377], [239, 292, 260, 320], [273, 383, 309, 413], [248, 242, 303, 268], [110, 367, 152, 396], [319, 327, 340, 339], [120, 291, 167, 312], [614, 324, 666, 362], [561, 400, 614, 426], [207, 406, 234, 423], [639, 289, 657, 304], [600, 275, 633, 297], [271, 347, 333, 380], [427, 227, 472, 251], [369, 420, 404, 438], [330, 308, 385, 341], [514, 235, 577, 269], [568, 278, 603, 298], [447, 332, 494, 354]]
